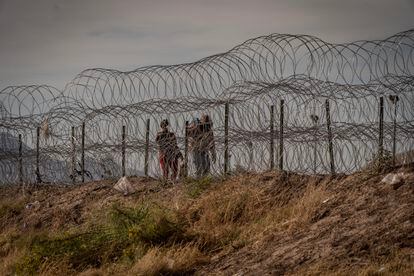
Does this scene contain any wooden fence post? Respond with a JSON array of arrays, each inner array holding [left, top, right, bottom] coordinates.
[[378, 96, 384, 162], [184, 121, 189, 177], [18, 134, 23, 183], [278, 99, 284, 171], [36, 126, 41, 183], [224, 102, 230, 174], [81, 122, 85, 183], [325, 100, 335, 175], [144, 119, 150, 176], [122, 125, 126, 177], [71, 126, 76, 183], [270, 105, 275, 170]]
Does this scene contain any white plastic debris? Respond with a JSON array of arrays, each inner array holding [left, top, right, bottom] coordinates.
[[113, 176, 135, 196], [322, 198, 331, 204], [25, 200, 40, 210], [381, 173, 405, 185]]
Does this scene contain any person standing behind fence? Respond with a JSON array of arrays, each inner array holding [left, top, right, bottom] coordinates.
[[156, 119, 182, 181], [187, 114, 216, 177]]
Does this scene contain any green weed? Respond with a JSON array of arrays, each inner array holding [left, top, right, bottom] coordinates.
[[13, 202, 185, 275], [183, 176, 213, 198]]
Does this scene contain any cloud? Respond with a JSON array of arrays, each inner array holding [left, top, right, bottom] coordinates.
[[0, 0, 413, 88]]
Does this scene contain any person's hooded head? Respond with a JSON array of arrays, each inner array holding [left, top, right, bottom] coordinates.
[[201, 114, 212, 131], [160, 119, 169, 130], [201, 114, 211, 124], [192, 117, 200, 125]]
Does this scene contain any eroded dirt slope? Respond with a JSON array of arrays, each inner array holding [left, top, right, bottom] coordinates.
[[200, 168, 414, 275], [0, 165, 413, 275]]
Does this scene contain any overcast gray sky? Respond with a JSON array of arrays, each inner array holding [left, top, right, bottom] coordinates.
[[0, 0, 413, 89]]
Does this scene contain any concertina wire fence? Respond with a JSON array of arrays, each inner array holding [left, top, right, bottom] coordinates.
[[1, 29, 414, 185]]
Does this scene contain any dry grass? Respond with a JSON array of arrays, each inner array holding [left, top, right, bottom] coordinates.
[[0, 168, 412, 275], [183, 180, 272, 250], [0, 196, 27, 230], [295, 250, 414, 276], [0, 178, 363, 276], [235, 183, 330, 245], [290, 183, 329, 227], [77, 269, 105, 276], [356, 252, 414, 276], [38, 259, 76, 276], [131, 244, 208, 275], [0, 248, 25, 275]]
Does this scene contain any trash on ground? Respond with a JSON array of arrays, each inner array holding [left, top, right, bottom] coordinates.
[[25, 201, 40, 210], [381, 173, 405, 185], [113, 176, 135, 196]]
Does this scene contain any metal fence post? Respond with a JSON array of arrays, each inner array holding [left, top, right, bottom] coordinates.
[[71, 126, 76, 183], [144, 119, 150, 176], [81, 122, 85, 183], [390, 95, 399, 166], [378, 96, 384, 162], [122, 125, 126, 177], [184, 120, 189, 177], [36, 126, 41, 183], [224, 102, 230, 174], [310, 114, 319, 174], [278, 99, 284, 171], [18, 134, 23, 183], [270, 105, 275, 170], [325, 100, 335, 175]]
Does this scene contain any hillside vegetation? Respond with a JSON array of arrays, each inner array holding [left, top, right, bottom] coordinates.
[[0, 165, 413, 275]]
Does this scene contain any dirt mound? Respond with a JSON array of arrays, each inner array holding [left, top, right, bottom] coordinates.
[[0, 167, 413, 275]]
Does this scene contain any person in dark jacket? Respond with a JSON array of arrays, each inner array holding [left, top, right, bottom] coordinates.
[[187, 114, 216, 177], [156, 119, 182, 181]]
